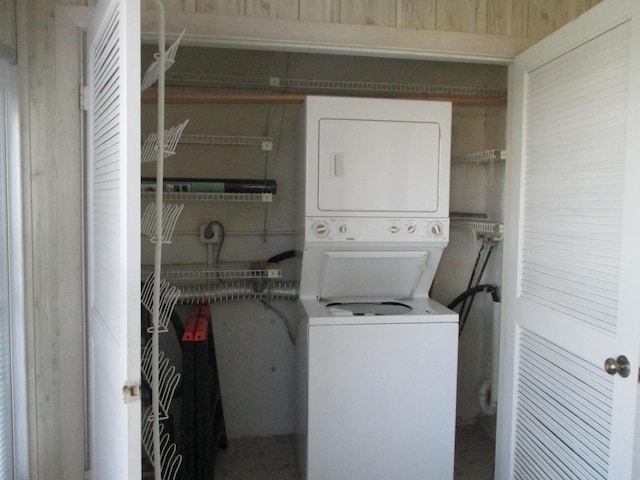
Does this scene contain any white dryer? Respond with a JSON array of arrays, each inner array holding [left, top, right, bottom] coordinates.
[[295, 96, 458, 480]]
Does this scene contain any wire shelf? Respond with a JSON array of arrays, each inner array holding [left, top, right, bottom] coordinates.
[[165, 72, 507, 99], [452, 149, 506, 165], [141, 30, 185, 91], [451, 217, 504, 236], [141, 341, 181, 418], [141, 191, 273, 203], [140, 202, 184, 243], [142, 406, 182, 480], [142, 133, 274, 151], [141, 119, 190, 163], [142, 262, 283, 281], [141, 274, 181, 334], [181, 134, 273, 151]]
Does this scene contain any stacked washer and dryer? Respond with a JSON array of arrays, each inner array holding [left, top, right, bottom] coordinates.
[[295, 96, 459, 480]]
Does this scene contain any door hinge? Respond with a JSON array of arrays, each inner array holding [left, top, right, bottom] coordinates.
[[80, 85, 88, 111], [122, 382, 141, 403]]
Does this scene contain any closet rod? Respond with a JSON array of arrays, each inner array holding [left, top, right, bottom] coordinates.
[[142, 89, 507, 106]]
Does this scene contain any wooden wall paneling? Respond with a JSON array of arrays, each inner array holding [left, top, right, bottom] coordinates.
[[340, 0, 397, 27], [436, 0, 488, 34], [245, 0, 300, 19], [509, 0, 528, 37], [525, 0, 593, 40], [18, 1, 87, 479], [21, 0, 63, 476], [299, 0, 341, 23], [396, 0, 436, 30], [196, 0, 245, 15], [0, 0, 17, 61], [486, 0, 512, 35]]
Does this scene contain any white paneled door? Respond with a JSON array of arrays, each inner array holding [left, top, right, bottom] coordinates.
[[86, 0, 141, 479], [498, 0, 640, 478]]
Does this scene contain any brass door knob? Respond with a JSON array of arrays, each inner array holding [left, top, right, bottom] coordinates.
[[604, 355, 630, 378]]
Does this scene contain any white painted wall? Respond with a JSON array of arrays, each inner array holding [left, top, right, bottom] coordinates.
[[143, 45, 507, 436]]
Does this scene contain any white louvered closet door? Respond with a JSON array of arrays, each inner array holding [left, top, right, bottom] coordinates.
[[86, 0, 141, 479], [497, 0, 640, 479]]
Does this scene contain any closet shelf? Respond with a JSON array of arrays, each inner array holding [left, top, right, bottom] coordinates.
[[451, 217, 504, 236], [162, 72, 507, 100], [142, 262, 283, 281], [142, 88, 507, 106], [452, 149, 506, 165], [143, 133, 274, 151], [142, 191, 273, 202]]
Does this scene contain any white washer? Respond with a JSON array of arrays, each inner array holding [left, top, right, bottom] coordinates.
[[295, 250, 458, 480], [295, 96, 458, 480], [296, 297, 458, 480]]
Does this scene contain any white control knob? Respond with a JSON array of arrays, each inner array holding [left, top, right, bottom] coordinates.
[[339, 224, 347, 234], [389, 225, 400, 234], [429, 222, 443, 237], [312, 221, 330, 238], [407, 224, 416, 234]]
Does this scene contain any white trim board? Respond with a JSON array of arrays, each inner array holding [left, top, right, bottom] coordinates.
[[141, 10, 536, 64]]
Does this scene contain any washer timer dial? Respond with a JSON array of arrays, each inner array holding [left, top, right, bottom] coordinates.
[[429, 221, 444, 237], [312, 220, 330, 238]]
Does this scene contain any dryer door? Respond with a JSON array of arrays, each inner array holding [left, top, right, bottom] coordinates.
[[317, 118, 441, 214]]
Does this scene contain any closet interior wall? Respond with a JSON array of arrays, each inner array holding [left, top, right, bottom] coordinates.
[[141, 45, 507, 436]]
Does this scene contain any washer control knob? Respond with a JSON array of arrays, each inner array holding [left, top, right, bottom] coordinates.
[[407, 224, 416, 234], [312, 221, 330, 238], [389, 225, 400, 234], [429, 221, 443, 237], [339, 224, 347, 234]]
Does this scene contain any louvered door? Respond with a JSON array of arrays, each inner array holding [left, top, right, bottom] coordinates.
[[497, 0, 640, 478], [86, 0, 141, 478]]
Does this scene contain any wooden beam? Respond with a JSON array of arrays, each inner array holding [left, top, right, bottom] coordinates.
[[142, 88, 507, 106]]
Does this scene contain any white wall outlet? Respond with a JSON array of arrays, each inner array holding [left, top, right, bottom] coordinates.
[[200, 222, 222, 244]]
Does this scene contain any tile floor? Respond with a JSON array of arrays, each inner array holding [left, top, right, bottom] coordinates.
[[214, 424, 495, 479]]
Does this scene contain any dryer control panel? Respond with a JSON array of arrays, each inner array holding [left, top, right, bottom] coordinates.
[[305, 217, 449, 243]]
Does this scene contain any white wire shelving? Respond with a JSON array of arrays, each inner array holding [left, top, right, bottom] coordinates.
[[451, 217, 504, 238], [452, 149, 506, 165], [141, 5, 185, 479], [141, 262, 283, 282], [164, 72, 507, 99], [141, 120, 191, 163], [142, 133, 274, 151], [141, 191, 273, 203]]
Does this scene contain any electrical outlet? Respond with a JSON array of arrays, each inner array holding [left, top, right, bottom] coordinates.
[[199, 223, 222, 244]]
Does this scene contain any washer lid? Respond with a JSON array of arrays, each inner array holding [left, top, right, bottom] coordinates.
[[318, 251, 428, 300]]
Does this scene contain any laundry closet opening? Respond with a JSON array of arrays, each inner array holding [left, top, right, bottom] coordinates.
[[140, 44, 506, 477]]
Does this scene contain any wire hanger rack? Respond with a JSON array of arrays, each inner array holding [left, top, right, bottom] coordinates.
[[142, 3, 187, 479]]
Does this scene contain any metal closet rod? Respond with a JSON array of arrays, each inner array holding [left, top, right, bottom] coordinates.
[[141, 88, 507, 106]]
